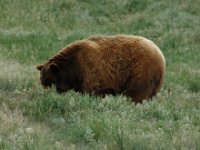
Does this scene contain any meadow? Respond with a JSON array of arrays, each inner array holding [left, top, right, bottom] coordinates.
[[0, 0, 200, 149]]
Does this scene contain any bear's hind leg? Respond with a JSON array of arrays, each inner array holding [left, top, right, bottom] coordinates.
[[125, 78, 155, 103]]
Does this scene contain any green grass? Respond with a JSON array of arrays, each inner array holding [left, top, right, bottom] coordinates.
[[0, 0, 200, 149]]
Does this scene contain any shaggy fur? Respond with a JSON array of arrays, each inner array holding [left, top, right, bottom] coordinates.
[[37, 35, 165, 103]]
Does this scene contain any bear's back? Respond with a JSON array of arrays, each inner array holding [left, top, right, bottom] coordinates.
[[85, 35, 165, 73]]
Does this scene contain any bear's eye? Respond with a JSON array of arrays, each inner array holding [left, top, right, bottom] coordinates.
[[45, 79, 52, 85]]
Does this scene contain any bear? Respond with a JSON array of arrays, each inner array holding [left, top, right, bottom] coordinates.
[[36, 35, 165, 103]]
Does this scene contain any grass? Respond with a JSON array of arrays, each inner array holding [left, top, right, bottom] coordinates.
[[0, 0, 200, 149]]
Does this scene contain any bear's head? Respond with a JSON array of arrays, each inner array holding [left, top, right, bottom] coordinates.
[[37, 56, 82, 94], [36, 60, 71, 93], [37, 61, 61, 92], [36, 43, 83, 93]]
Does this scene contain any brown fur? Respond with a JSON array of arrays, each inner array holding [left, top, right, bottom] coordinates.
[[36, 35, 165, 103]]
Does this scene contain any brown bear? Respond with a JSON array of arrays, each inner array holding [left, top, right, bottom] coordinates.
[[36, 35, 165, 103]]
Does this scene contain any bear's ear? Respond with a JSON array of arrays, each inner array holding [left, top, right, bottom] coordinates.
[[36, 64, 43, 71], [49, 62, 59, 72]]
